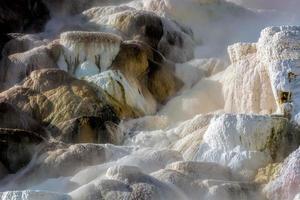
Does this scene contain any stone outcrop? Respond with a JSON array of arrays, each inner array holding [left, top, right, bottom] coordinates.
[[58, 31, 122, 77], [0, 128, 46, 173], [195, 114, 290, 180], [0, 41, 61, 91], [85, 70, 158, 118], [56, 31, 182, 116], [82, 6, 195, 62], [222, 43, 277, 114], [257, 26, 300, 120], [264, 147, 300, 200], [0, 102, 47, 135], [0, 69, 119, 143], [1, 34, 48, 57], [2, 0, 300, 199], [221, 26, 300, 122]]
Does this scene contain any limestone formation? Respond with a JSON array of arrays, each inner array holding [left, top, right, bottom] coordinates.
[[82, 6, 195, 62], [1, 34, 48, 57], [85, 70, 157, 118], [0, 69, 119, 143], [222, 43, 277, 114], [58, 31, 122, 77], [264, 147, 300, 200], [221, 26, 300, 122], [0, 41, 62, 92], [1, 0, 300, 199], [195, 114, 290, 180], [0, 128, 46, 173]]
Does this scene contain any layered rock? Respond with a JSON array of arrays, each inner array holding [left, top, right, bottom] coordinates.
[[127, 112, 298, 182], [82, 5, 195, 62], [195, 114, 291, 180], [68, 159, 262, 200], [56, 31, 182, 116], [0, 143, 131, 190], [58, 31, 122, 77], [2, 1, 300, 200], [1, 34, 48, 57], [222, 26, 300, 122], [70, 165, 184, 200], [222, 43, 277, 114], [257, 26, 300, 120], [85, 70, 157, 118], [264, 147, 300, 200], [51, 112, 120, 144], [0, 41, 61, 91], [0, 102, 47, 135], [0, 69, 119, 143], [152, 161, 263, 200], [43, 0, 129, 16], [0, 128, 46, 173]]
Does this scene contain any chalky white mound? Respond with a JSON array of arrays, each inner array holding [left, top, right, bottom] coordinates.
[[264, 147, 300, 200]]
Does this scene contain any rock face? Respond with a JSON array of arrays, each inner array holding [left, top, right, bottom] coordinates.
[[0, 69, 119, 143], [0, 128, 45, 173], [257, 26, 300, 120], [264, 147, 300, 200], [82, 5, 195, 62], [1, 143, 115, 190], [52, 114, 120, 144], [0, 0, 49, 34], [0, 41, 61, 92], [1, 34, 48, 57], [2, 0, 300, 199], [127, 112, 298, 181], [71, 165, 183, 200], [222, 26, 300, 122], [85, 70, 158, 118], [58, 31, 122, 77], [56, 31, 182, 117], [222, 43, 277, 114], [0, 102, 47, 135], [0, 0, 50, 61], [196, 114, 290, 179], [128, 0, 257, 58], [43, 0, 129, 16]]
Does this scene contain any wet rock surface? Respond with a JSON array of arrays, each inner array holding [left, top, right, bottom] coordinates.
[[0, 69, 120, 145], [1, 0, 300, 200]]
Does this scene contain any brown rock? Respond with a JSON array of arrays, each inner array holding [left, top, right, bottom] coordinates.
[[0, 161, 8, 180], [111, 41, 150, 79], [0, 41, 62, 91], [0, 69, 120, 143], [51, 109, 120, 144], [147, 60, 183, 104], [112, 40, 183, 105], [3, 143, 110, 189], [0, 102, 47, 136], [83, 7, 194, 62], [0, 128, 46, 173]]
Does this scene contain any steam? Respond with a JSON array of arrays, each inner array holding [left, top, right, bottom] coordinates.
[[1, 0, 300, 199], [225, 0, 300, 11]]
